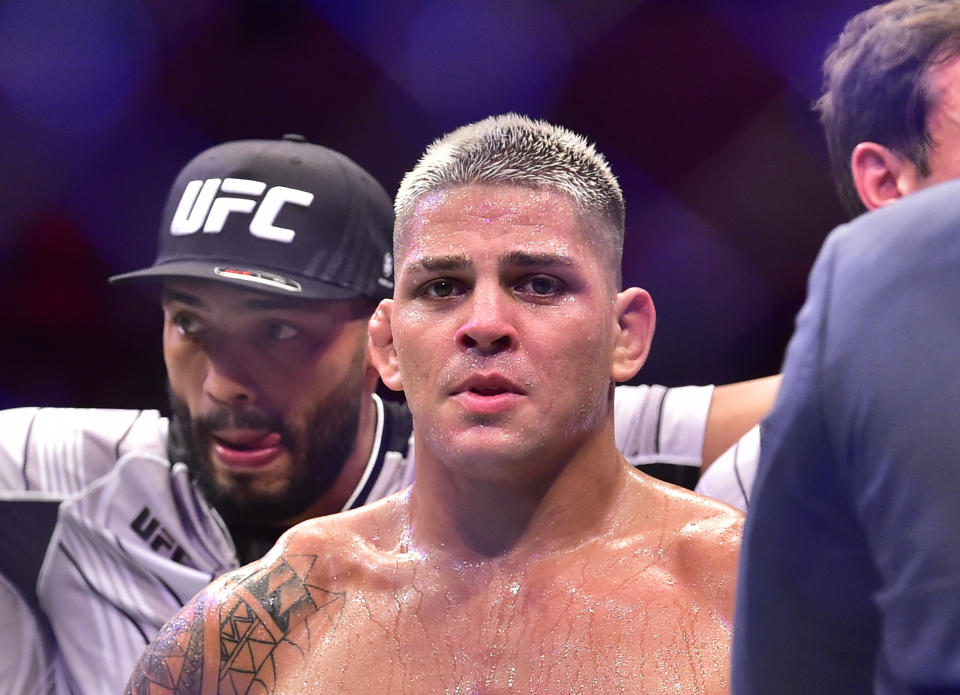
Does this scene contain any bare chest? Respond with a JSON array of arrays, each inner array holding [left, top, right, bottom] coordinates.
[[270, 570, 730, 694]]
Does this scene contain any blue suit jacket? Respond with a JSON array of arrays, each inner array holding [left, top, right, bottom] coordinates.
[[733, 178, 960, 694]]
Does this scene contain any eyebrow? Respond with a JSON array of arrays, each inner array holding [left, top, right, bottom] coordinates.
[[161, 288, 209, 310], [402, 255, 471, 274], [239, 297, 311, 312], [499, 251, 575, 269], [402, 251, 575, 274], [161, 287, 307, 313]]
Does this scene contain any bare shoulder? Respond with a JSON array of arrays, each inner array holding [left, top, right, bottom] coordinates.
[[279, 489, 411, 574], [631, 471, 744, 618], [633, 468, 744, 535], [125, 494, 410, 695], [667, 483, 745, 549], [124, 549, 341, 695], [670, 488, 743, 589], [652, 476, 742, 562]]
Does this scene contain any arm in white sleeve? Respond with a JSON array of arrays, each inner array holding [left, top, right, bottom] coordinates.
[[694, 424, 759, 512], [614, 384, 714, 468]]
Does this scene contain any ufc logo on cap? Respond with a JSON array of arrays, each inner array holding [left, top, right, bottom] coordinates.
[[170, 178, 314, 243]]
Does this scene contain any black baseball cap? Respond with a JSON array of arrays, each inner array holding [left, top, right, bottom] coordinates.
[[110, 134, 394, 300]]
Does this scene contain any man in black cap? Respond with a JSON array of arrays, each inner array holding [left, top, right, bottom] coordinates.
[[0, 134, 761, 694], [0, 135, 416, 695]]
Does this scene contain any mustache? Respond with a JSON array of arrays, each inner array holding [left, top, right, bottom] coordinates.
[[436, 356, 533, 391], [192, 406, 292, 441]]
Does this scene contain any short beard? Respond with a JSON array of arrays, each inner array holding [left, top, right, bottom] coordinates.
[[167, 361, 365, 527]]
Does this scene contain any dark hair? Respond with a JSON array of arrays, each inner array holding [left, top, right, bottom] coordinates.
[[815, 0, 960, 215]]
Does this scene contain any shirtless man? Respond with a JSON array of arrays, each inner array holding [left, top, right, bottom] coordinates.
[[126, 114, 742, 695]]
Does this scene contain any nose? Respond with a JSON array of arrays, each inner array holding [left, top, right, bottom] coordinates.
[[202, 343, 256, 408], [455, 284, 518, 354]]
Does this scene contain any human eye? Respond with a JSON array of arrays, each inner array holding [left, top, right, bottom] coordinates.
[[515, 274, 566, 298], [170, 311, 204, 336], [265, 320, 300, 341], [420, 278, 464, 299]]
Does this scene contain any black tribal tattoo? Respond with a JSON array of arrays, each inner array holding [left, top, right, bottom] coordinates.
[[126, 554, 346, 695]]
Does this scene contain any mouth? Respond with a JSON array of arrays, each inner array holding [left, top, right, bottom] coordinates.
[[451, 374, 526, 413], [211, 429, 285, 470], [455, 373, 526, 394]]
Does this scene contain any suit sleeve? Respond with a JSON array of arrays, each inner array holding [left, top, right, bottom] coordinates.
[[736, 185, 960, 693], [821, 216, 960, 688]]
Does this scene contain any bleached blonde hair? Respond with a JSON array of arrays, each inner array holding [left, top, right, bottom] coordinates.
[[394, 114, 625, 282]]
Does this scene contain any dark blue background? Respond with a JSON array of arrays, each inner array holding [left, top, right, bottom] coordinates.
[[0, 0, 876, 411]]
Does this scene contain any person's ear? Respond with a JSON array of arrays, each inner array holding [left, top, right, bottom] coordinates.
[[368, 300, 403, 391], [610, 287, 655, 383], [850, 142, 922, 211]]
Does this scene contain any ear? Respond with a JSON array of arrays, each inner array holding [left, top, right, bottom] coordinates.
[[611, 287, 655, 383], [368, 300, 403, 392], [850, 142, 922, 211]]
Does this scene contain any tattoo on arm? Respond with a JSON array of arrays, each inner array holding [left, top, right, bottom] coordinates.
[[126, 554, 346, 694]]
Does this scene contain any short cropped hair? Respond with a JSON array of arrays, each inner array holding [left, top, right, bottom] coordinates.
[[395, 114, 625, 283], [815, 0, 960, 216]]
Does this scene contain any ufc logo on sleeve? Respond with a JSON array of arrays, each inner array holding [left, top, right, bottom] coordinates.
[[170, 178, 314, 243]]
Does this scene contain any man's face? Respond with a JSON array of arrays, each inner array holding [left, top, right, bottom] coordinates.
[[162, 278, 372, 525], [387, 183, 621, 482]]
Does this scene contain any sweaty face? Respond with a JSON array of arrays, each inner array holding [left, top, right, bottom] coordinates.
[[389, 183, 620, 482], [162, 278, 371, 525]]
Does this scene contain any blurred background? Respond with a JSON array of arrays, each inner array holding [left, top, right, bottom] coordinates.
[[0, 0, 876, 412]]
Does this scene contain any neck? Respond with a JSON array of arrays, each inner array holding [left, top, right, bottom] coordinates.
[[284, 392, 380, 526], [407, 417, 628, 566]]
